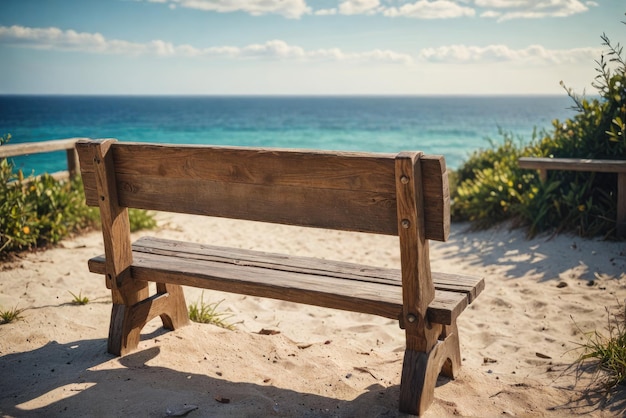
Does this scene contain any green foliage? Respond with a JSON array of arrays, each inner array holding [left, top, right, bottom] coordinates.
[[0, 162, 99, 255], [0, 135, 157, 257], [188, 292, 236, 330], [0, 305, 24, 324], [451, 131, 540, 229], [128, 208, 158, 231], [452, 25, 626, 238], [574, 304, 626, 391], [68, 290, 89, 305]]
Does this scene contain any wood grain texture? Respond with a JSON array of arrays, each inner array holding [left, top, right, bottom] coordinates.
[[399, 333, 461, 415], [76, 138, 481, 416], [395, 152, 438, 352], [518, 157, 626, 173], [87, 139, 151, 355], [618, 173, 625, 237], [420, 155, 450, 241], [87, 237, 483, 326], [0, 138, 83, 158], [76, 140, 450, 241]]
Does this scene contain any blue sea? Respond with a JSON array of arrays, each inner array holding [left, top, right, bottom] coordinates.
[[0, 95, 576, 175]]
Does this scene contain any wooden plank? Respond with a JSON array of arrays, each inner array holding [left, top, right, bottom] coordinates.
[[395, 152, 438, 353], [87, 140, 148, 303], [618, 173, 626, 238], [519, 157, 626, 173], [0, 138, 83, 158], [76, 140, 450, 241], [88, 250, 467, 325], [129, 237, 484, 303], [79, 141, 397, 191], [421, 155, 450, 242], [117, 173, 398, 235]]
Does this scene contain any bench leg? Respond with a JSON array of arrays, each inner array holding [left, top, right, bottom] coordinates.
[[108, 283, 190, 356], [399, 325, 462, 415], [439, 324, 462, 379]]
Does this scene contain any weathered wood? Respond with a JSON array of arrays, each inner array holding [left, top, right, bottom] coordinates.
[[619, 173, 626, 238], [518, 157, 626, 173], [111, 283, 190, 356], [76, 138, 484, 416], [77, 140, 449, 241], [127, 237, 484, 302], [395, 152, 438, 352], [1, 138, 83, 182], [421, 155, 450, 241], [519, 156, 626, 237], [400, 331, 461, 415], [0, 138, 83, 158], [86, 139, 151, 355], [88, 238, 481, 326]]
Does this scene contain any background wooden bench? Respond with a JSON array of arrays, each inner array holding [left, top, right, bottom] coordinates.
[[77, 138, 484, 416], [518, 157, 626, 237]]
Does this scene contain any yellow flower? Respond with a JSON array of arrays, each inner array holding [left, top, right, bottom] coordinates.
[[22, 226, 30, 234], [578, 205, 586, 212]]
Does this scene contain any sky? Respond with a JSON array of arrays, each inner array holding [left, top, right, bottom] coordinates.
[[0, 0, 623, 95]]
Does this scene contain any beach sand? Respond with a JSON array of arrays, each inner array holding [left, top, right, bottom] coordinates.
[[1, 212, 625, 417]]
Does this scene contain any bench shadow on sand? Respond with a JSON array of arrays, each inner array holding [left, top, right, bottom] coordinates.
[[2, 329, 625, 417], [0, 332, 404, 417]]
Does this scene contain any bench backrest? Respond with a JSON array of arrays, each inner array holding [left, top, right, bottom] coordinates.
[[76, 139, 450, 241]]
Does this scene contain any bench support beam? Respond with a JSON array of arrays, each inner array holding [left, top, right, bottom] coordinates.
[[109, 283, 189, 356], [399, 325, 461, 415]]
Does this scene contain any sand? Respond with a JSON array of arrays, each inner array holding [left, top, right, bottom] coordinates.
[[1, 212, 625, 417]]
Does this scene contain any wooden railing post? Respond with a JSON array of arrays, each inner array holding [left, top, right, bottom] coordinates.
[[618, 172, 626, 238]]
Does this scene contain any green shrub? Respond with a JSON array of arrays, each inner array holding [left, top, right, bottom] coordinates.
[[0, 135, 157, 257], [452, 25, 626, 238]]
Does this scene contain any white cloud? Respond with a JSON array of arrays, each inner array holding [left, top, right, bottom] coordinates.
[[338, 0, 381, 15], [315, 8, 338, 15], [0, 25, 601, 68], [384, 0, 475, 19], [0, 25, 412, 65], [418, 43, 600, 64], [475, 0, 591, 21], [137, 0, 596, 20], [147, 0, 311, 19]]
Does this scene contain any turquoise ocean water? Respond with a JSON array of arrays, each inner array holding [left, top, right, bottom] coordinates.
[[0, 95, 576, 174]]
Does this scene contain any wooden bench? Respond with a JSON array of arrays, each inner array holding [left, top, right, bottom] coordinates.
[[518, 157, 626, 238], [76, 138, 484, 416]]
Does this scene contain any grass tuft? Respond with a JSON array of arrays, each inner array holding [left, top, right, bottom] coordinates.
[[573, 303, 626, 391], [188, 292, 236, 330], [0, 305, 24, 324], [68, 290, 89, 305]]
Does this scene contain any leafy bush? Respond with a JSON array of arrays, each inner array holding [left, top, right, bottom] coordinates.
[[1, 135, 157, 257], [452, 26, 626, 238]]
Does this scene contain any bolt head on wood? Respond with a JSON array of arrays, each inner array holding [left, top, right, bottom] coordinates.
[[401, 219, 410, 229], [400, 175, 410, 184], [407, 314, 417, 323]]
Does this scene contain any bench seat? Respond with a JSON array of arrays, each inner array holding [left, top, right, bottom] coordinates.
[[89, 237, 484, 327]]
